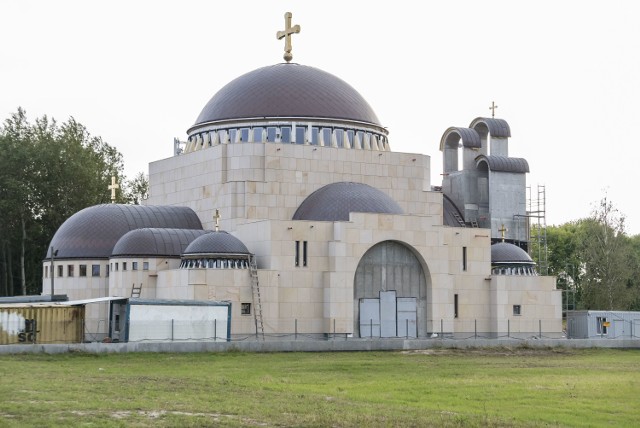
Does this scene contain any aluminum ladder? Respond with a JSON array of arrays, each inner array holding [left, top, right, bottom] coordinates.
[[249, 254, 264, 339], [452, 212, 466, 227]]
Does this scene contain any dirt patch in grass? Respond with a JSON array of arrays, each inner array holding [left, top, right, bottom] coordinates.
[[400, 346, 577, 357]]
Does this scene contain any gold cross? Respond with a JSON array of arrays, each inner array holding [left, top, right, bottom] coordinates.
[[214, 209, 221, 232], [499, 224, 508, 241], [489, 101, 498, 118], [108, 176, 119, 203], [276, 12, 301, 63]]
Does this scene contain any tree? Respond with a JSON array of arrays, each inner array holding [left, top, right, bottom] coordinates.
[[0, 108, 127, 296], [123, 172, 149, 205], [578, 197, 635, 310]]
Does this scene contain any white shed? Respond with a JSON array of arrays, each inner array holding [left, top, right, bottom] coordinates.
[[109, 298, 231, 342]]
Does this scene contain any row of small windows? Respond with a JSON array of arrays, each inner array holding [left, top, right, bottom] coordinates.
[[45, 261, 150, 278], [185, 125, 389, 153], [491, 266, 538, 276], [179, 258, 249, 269]]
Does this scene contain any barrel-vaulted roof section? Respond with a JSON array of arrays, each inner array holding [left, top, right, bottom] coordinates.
[[439, 127, 481, 151], [46, 205, 203, 259], [190, 63, 382, 133], [112, 228, 208, 258], [469, 117, 511, 138], [476, 155, 530, 173]]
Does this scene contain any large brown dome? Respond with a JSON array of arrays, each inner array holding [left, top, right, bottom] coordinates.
[[189, 63, 382, 133]]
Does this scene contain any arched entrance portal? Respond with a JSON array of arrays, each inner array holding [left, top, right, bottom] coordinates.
[[353, 241, 428, 338]]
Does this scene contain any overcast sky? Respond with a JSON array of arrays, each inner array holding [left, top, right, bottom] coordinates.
[[2, 1, 639, 235]]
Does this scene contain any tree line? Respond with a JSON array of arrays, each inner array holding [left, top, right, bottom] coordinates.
[[531, 196, 640, 311], [0, 108, 148, 296]]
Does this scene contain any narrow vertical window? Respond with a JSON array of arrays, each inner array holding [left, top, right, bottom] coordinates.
[[106, 264, 109, 277], [462, 246, 467, 271], [67, 265, 74, 277], [303, 241, 308, 267], [454, 294, 459, 318], [295, 241, 300, 267], [45, 266, 48, 278], [513, 305, 521, 316], [122, 262, 127, 271], [132, 261, 138, 270], [79, 265, 87, 277], [92, 265, 100, 277], [57, 265, 63, 277], [143, 261, 149, 271]]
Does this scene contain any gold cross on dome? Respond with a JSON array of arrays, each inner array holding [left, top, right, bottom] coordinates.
[[489, 101, 498, 118], [276, 12, 301, 63], [108, 176, 119, 203], [214, 209, 221, 232], [499, 224, 508, 241]]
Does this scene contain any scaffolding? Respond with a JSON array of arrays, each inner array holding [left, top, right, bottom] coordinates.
[[527, 185, 548, 275]]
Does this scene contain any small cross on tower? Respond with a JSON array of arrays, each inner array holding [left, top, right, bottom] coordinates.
[[108, 176, 119, 203], [214, 209, 221, 232], [499, 224, 508, 242], [276, 12, 301, 63], [489, 101, 498, 118]]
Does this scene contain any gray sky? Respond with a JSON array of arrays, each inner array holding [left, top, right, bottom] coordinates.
[[2, 1, 639, 235]]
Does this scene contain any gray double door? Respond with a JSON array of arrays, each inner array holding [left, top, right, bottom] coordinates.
[[359, 290, 417, 338]]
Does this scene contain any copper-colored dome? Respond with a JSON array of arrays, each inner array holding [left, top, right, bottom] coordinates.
[[189, 63, 381, 132]]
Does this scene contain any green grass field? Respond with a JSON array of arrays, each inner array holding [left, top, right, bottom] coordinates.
[[0, 347, 638, 427]]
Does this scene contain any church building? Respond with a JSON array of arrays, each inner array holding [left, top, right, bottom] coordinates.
[[42, 13, 562, 341]]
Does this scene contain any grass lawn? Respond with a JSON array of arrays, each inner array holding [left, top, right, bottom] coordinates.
[[0, 347, 638, 427]]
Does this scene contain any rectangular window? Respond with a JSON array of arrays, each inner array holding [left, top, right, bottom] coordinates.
[[513, 305, 521, 316], [57, 265, 63, 277], [67, 265, 74, 277], [454, 294, 459, 318], [335, 129, 344, 148], [310, 127, 319, 145], [122, 262, 127, 271], [241, 303, 251, 315], [106, 264, 109, 277], [462, 247, 467, 271], [143, 261, 149, 271], [115, 262, 119, 271], [266, 127, 278, 142], [92, 264, 100, 277], [321, 128, 332, 146], [45, 266, 48, 278], [295, 241, 300, 267], [281, 126, 291, 143], [79, 265, 87, 277], [239, 128, 249, 142], [295, 127, 306, 145], [132, 261, 138, 270], [303, 241, 308, 267], [253, 127, 264, 142], [596, 317, 608, 335]]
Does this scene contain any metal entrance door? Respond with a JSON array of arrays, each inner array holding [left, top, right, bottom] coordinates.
[[359, 298, 380, 338], [380, 291, 397, 338], [397, 297, 417, 338]]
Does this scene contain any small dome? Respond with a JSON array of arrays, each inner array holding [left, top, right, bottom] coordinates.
[[112, 228, 208, 258], [293, 182, 403, 221], [46, 205, 203, 259], [183, 231, 250, 256], [491, 242, 534, 264], [189, 63, 381, 133]]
